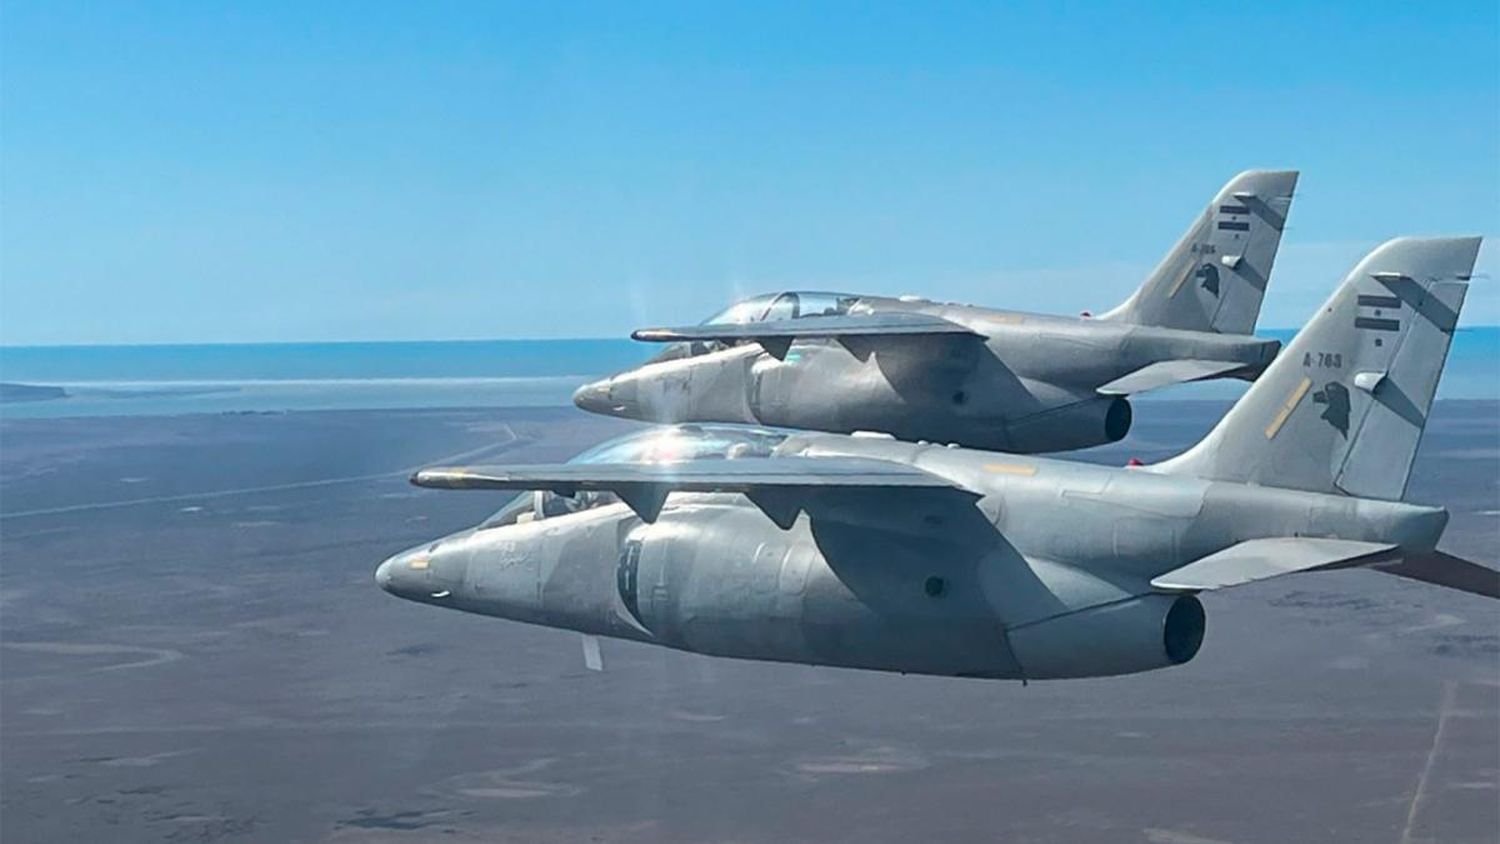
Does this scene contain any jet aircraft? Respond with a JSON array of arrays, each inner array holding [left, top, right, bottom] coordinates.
[[382, 236, 1495, 681], [574, 170, 1299, 452]]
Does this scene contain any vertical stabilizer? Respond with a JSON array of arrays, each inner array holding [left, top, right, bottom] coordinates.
[[1154, 236, 1480, 501], [1102, 170, 1299, 334]]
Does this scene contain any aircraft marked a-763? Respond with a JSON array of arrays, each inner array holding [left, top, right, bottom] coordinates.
[[574, 170, 1299, 453], [381, 237, 1496, 681]]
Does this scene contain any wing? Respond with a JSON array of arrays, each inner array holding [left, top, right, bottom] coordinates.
[[631, 313, 982, 360], [1151, 537, 1498, 600], [1097, 359, 1254, 396], [412, 456, 966, 526]]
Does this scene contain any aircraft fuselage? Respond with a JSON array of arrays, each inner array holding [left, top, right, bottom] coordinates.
[[576, 300, 1279, 453], [378, 432, 1443, 680]]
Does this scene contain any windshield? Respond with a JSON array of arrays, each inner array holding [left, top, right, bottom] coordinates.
[[481, 425, 789, 528]]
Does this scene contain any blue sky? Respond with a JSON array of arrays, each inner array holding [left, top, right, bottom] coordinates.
[[2, 1, 1496, 344]]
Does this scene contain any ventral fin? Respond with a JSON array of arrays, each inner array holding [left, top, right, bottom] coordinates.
[[616, 483, 669, 523], [746, 489, 801, 529]]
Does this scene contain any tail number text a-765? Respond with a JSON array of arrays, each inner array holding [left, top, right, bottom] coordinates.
[[1304, 352, 1343, 368]]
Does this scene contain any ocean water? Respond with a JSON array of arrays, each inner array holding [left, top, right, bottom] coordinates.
[[0, 339, 649, 418], [0, 330, 1494, 419]]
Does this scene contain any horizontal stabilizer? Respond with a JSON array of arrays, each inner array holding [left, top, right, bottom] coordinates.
[[412, 456, 962, 525], [1368, 551, 1500, 599], [1097, 358, 1254, 397], [1151, 537, 1397, 591]]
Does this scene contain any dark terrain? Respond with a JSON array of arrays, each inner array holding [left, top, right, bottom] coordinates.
[[1, 402, 1496, 843]]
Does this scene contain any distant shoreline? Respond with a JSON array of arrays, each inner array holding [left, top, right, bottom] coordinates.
[[2, 397, 1493, 427], [0, 382, 68, 403], [1, 330, 1494, 418]]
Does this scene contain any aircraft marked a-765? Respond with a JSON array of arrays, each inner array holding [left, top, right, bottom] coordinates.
[[381, 237, 1497, 681], [575, 170, 1299, 453]]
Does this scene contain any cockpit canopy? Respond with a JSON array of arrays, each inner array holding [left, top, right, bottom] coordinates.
[[480, 425, 788, 529], [644, 291, 863, 364], [571, 424, 787, 463], [702, 291, 861, 325]]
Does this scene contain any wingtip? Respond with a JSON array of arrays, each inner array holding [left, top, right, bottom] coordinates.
[[410, 468, 450, 488]]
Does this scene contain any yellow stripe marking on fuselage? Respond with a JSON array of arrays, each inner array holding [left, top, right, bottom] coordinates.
[[408, 556, 430, 570], [983, 463, 1038, 476], [1264, 376, 1312, 439]]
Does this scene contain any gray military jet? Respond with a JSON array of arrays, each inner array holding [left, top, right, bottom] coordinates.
[[382, 236, 1494, 681], [574, 169, 1299, 452]]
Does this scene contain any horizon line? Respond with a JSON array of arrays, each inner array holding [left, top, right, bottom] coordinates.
[[4, 325, 1500, 351]]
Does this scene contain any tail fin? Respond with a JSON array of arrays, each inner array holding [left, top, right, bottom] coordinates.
[[1155, 236, 1480, 501], [1102, 169, 1299, 334]]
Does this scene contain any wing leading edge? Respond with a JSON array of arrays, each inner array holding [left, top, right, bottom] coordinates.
[[632, 313, 981, 360], [411, 456, 965, 527]]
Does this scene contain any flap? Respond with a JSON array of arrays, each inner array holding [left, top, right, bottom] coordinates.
[[1151, 537, 1397, 592], [1097, 358, 1249, 396]]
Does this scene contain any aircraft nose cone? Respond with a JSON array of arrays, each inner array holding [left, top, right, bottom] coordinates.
[[374, 556, 397, 593], [375, 546, 434, 599], [573, 378, 613, 414]]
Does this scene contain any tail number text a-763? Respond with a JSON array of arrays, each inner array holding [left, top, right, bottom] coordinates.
[[1304, 352, 1343, 368]]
